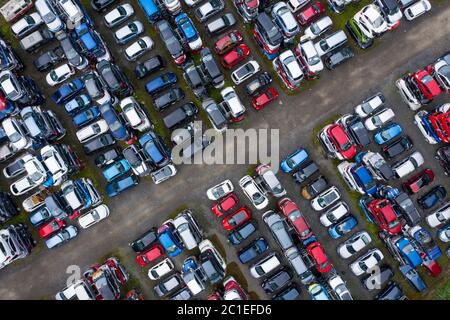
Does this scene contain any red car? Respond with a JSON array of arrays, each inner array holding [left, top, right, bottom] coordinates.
[[252, 87, 279, 110], [221, 44, 250, 69], [211, 193, 239, 217], [136, 244, 164, 267], [402, 169, 435, 194], [278, 197, 312, 240], [296, 1, 325, 26], [207, 292, 222, 300], [429, 111, 450, 143], [306, 242, 333, 273], [222, 206, 251, 231], [368, 199, 403, 235], [39, 219, 65, 238], [420, 252, 442, 277], [413, 69, 442, 101], [214, 30, 243, 55], [326, 124, 357, 160], [223, 276, 248, 300]]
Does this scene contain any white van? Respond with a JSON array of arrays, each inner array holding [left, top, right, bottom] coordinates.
[[314, 30, 347, 57], [392, 151, 424, 178], [250, 252, 281, 278]]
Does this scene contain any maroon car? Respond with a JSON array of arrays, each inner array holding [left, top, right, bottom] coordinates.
[[402, 169, 435, 194]]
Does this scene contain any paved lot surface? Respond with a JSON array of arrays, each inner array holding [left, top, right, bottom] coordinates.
[[0, 0, 449, 300]]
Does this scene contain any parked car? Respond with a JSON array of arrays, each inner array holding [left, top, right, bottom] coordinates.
[[337, 231, 372, 259], [134, 55, 164, 79], [207, 179, 234, 201], [114, 20, 144, 44], [296, 1, 325, 26], [350, 249, 384, 276], [263, 211, 294, 250], [311, 186, 341, 211], [104, 3, 134, 28], [231, 60, 260, 85], [278, 197, 312, 240], [175, 13, 203, 51], [214, 30, 243, 55], [239, 175, 269, 210], [106, 174, 139, 197], [194, 0, 224, 22], [307, 242, 332, 273], [418, 186, 447, 210], [404, 0, 431, 21], [328, 215, 358, 239], [237, 237, 268, 264], [249, 252, 281, 279], [33, 46, 66, 72], [228, 222, 256, 245]]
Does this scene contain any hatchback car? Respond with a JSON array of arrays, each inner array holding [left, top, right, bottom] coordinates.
[[239, 175, 269, 210], [311, 186, 341, 211], [417, 186, 447, 210], [134, 55, 164, 79], [337, 231, 372, 259], [278, 197, 312, 240], [114, 20, 144, 44], [296, 1, 325, 26], [350, 249, 384, 276], [214, 30, 243, 55], [364, 108, 395, 131], [211, 193, 239, 217], [104, 3, 134, 28], [106, 174, 138, 197], [273, 50, 303, 90], [221, 44, 250, 69], [231, 60, 260, 85], [97, 61, 132, 97], [194, 0, 224, 22], [263, 211, 294, 251], [237, 237, 268, 264], [280, 148, 309, 173], [307, 242, 332, 273], [124, 36, 154, 61], [402, 169, 434, 194], [46, 63, 74, 87]]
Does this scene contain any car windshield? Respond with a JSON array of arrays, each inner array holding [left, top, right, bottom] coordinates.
[[310, 23, 320, 35], [288, 210, 301, 221], [9, 131, 21, 143], [252, 192, 264, 204], [212, 186, 226, 198], [50, 71, 59, 81], [372, 17, 384, 28]]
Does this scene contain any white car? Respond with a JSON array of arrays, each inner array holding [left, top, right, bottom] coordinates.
[[272, 2, 299, 39], [11, 12, 43, 38], [148, 258, 174, 280], [295, 40, 323, 74], [437, 225, 450, 242], [328, 275, 353, 300], [374, 0, 402, 29], [350, 248, 384, 276], [414, 110, 439, 144], [83, 72, 116, 106], [104, 3, 134, 28], [354, 4, 389, 38], [10, 155, 47, 196], [151, 164, 177, 184], [35, 0, 65, 33], [220, 87, 246, 121], [194, 0, 224, 22], [311, 186, 341, 211], [114, 20, 144, 44], [337, 231, 372, 258], [163, 0, 182, 14], [2, 117, 31, 151], [426, 202, 450, 228], [206, 179, 234, 200], [364, 108, 395, 131], [46, 64, 75, 86], [287, 0, 310, 13], [45, 225, 78, 249], [78, 204, 110, 229], [239, 175, 269, 210], [433, 57, 450, 92], [304, 16, 333, 40], [249, 252, 281, 278], [76, 119, 109, 143], [404, 0, 431, 21], [57, 0, 84, 24], [337, 161, 365, 194], [0, 70, 25, 102], [273, 50, 303, 89], [395, 78, 421, 111], [199, 239, 226, 271], [183, 0, 202, 6], [231, 60, 260, 85], [319, 201, 349, 227], [41, 145, 68, 186], [124, 36, 154, 61], [354, 92, 385, 117], [256, 164, 286, 198], [392, 151, 424, 179], [120, 97, 151, 132]]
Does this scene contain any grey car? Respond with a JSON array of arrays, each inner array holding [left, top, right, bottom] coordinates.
[[200, 47, 224, 89], [263, 210, 294, 250], [261, 268, 292, 294], [60, 34, 87, 70], [154, 273, 182, 297], [194, 0, 224, 22]]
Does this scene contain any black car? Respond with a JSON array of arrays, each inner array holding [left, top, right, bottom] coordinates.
[[55, 144, 82, 175], [33, 46, 65, 72], [245, 72, 272, 96], [382, 136, 413, 159], [163, 102, 198, 130], [200, 47, 224, 89], [0, 192, 19, 223], [293, 160, 318, 184], [324, 46, 354, 70], [301, 175, 328, 200], [255, 13, 283, 49], [135, 55, 164, 79], [202, 99, 227, 132], [394, 192, 421, 226], [227, 222, 256, 245], [129, 227, 158, 253], [345, 115, 371, 147], [97, 60, 133, 97], [417, 185, 447, 210], [261, 268, 292, 294], [435, 146, 450, 176], [91, 0, 116, 12], [376, 282, 407, 300], [83, 134, 116, 155], [94, 148, 122, 168], [199, 249, 225, 284], [183, 61, 207, 100], [153, 88, 185, 111], [155, 20, 186, 66], [272, 284, 300, 300]]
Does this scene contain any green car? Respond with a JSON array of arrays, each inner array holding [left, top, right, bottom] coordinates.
[[346, 18, 374, 50]]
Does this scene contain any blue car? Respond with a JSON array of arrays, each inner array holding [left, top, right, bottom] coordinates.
[[64, 94, 91, 115], [158, 224, 183, 257], [100, 103, 132, 142], [374, 123, 402, 145], [358, 195, 375, 223], [74, 23, 109, 60], [280, 148, 309, 173], [106, 175, 139, 197], [416, 111, 441, 144], [351, 164, 378, 195], [399, 264, 427, 293], [145, 72, 177, 96], [51, 78, 85, 104], [409, 226, 442, 261], [395, 237, 423, 268], [102, 159, 132, 182], [181, 256, 207, 281], [238, 237, 269, 264], [0, 99, 17, 121], [73, 106, 101, 128], [308, 283, 331, 300], [139, 131, 171, 168], [175, 13, 202, 51], [328, 215, 358, 239], [29, 206, 52, 227]]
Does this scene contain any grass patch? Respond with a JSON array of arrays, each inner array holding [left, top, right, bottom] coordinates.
[[0, 23, 16, 46], [246, 164, 258, 176], [226, 262, 248, 290], [166, 204, 190, 220]]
